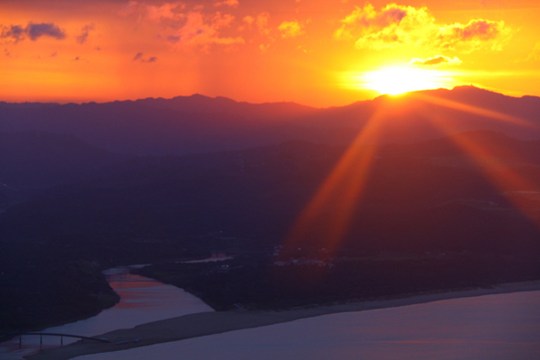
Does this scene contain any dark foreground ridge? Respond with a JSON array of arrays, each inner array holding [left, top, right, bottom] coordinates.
[[134, 254, 540, 311]]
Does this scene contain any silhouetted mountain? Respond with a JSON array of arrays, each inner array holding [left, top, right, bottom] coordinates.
[[1, 87, 539, 155], [319, 86, 540, 144], [381, 130, 540, 163], [0, 95, 316, 155], [0, 187, 9, 209], [2, 132, 540, 256], [0, 132, 127, 191]]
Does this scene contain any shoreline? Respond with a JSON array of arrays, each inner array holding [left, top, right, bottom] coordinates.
[[27, 279, 540, 360]]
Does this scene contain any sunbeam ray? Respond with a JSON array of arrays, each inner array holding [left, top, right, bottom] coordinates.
[[412, 93, 532, 127], [418, 96, 540, 226], [281, 107, 388, 260]]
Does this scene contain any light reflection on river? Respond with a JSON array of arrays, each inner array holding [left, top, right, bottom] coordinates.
[[0, 267, 213, 359]]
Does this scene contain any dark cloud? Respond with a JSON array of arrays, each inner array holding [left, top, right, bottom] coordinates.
[[1, 25, 26, 42], [166, 35, 181, 43], [1, 22, 65, 42], [133, 52, 158, 63], [26, 22, 66, 40], [411, 55, 462, 66], [77, 24, 94, 44]]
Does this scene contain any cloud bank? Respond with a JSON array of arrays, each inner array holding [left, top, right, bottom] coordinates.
[[335, 3, 511, 52]]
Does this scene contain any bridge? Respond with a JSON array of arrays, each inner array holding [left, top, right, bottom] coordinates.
[[10, 332, 111, 349]]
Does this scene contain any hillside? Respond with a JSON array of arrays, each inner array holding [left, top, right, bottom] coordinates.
[[1, 87, 540, 335]]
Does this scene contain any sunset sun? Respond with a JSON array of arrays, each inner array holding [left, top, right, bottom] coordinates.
[[362, 65, 453, 96]]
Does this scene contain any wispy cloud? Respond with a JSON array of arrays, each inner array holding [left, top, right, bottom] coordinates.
[[278, 20, 304, 38], [122, 1, 245, 48], [215, 0, 239, 8], [242, 12, 271, 36], [146, 2, 186, 22], [171, 11, 244, 47], [1, 25, 25, 42], [133, 52, 158, 62], [76, 24, 94, 44]]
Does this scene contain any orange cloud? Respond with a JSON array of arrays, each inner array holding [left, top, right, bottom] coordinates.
[[335, 3, 511, 52], [438, 19, 510, 51], [215, 0, 239, 8], [146, 2, 186, 22], [242, 12, 271, 36], [120, 1, 245, 48], [241, 12, 273, 51], [278, 20, 304, 38], [173, 11, 244, 47]]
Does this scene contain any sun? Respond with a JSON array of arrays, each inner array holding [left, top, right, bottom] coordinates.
[[361, 65, 453, 96]]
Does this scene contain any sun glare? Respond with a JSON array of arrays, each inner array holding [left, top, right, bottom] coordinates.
[[361, 65, 453, 96]]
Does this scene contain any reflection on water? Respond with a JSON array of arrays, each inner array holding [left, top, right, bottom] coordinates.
[[0, 267, 213, 359], [78, 290, 540, 360]]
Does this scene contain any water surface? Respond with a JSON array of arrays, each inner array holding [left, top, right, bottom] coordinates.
[[77, 290, 540, 360], [0, 267, 212, 359]]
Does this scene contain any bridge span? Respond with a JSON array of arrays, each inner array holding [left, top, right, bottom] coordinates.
[[10, 332, 110, 349]]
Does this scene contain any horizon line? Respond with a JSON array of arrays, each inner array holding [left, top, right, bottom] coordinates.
[[0, 85, 535, 109]]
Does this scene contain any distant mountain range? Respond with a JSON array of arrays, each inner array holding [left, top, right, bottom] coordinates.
[[1, 86, 539, 156]]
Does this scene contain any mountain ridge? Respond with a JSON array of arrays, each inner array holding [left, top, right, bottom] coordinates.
[[1, 86, 538, 108], [1, 86, 539, 156]]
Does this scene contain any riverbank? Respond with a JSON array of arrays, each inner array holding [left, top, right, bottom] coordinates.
[[27, 280, 540, 360], [133, 253, 540, 311], [0, 261, 119, 342], [1, 267, 212, 360]]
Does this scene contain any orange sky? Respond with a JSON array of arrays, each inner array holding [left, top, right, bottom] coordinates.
[[1, 0, 540, 106]]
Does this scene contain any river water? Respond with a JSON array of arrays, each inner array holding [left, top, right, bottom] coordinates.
[[2, 265, 539, 360], [77, 290, 540, 360], [0, 266, 213, 359]]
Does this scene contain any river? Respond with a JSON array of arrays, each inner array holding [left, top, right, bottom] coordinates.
[[3, 266, 540, 360], [0, 266, 213, 359], [76, 289, 540, 360]]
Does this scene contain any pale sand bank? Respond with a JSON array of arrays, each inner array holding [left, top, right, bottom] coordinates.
[[27, 280, 540, 360]]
